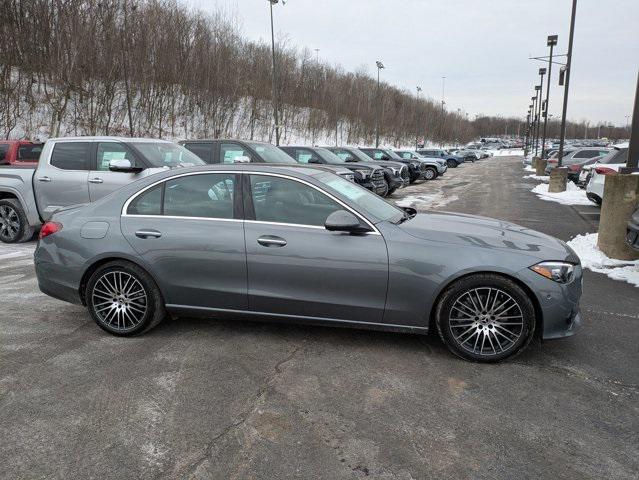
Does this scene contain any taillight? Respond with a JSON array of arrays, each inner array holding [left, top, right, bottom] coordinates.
[[594, 167, 617, 175], [39, 221, 62, 239], [568, 164, 581, 172]]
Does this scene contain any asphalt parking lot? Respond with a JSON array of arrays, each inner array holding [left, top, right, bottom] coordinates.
[[1, 156, 637, 480]]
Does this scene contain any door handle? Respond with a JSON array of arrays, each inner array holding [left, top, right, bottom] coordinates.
[[257, 235, 287, 247], [135, 229, 162, 239], [37, 176, 51, 182], [88, 177, 104, 184]]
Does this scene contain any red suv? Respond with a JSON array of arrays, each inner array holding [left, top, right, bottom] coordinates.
[[0, 141, 44, 166]]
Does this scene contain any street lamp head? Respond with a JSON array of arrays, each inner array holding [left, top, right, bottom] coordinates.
[[535, 85, 541, 91], [376, 61, 385, 69], [547, 35, 558, 46], [539, 67, 547, 75]]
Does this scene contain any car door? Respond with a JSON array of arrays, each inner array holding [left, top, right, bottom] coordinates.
[[120, 172, 247, 311], [88, 142, 148, 202], [243, 173, 388, 323], [34, 141, 92, 219]]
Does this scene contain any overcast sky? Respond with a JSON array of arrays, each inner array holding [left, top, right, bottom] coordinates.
[[184, 0, 638, 126]]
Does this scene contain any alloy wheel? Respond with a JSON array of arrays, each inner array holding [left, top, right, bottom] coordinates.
[[448, 287, 524, 357], [91, 271, 148, 332], [424, 169, 436, 180], [0, 205, 20, 242]]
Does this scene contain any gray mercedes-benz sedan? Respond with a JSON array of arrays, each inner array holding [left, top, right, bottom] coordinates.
[[35, 164, 582, 362]]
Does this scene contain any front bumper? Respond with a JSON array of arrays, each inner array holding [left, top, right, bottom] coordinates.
[[359, 179, 388, 196], [516, 265, 583, 340], [626, 221, 639, 251]]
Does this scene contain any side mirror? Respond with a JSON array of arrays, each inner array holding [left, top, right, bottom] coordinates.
[[344, 157, 358, 162], [325, 210, 371, 234], [109, 159, 143, 173], [233, 155, 251, 164], [401, 206, 417, 217], [308, 158, 322, 164], [380, 155, 390, 160]]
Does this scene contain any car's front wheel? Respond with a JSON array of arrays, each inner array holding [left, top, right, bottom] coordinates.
[[435, 274, 535, 362], [86, 261, 166, 336], [0, 198, 34, 243], [446, 159, 458, 168], [423, 167, 438, 180]]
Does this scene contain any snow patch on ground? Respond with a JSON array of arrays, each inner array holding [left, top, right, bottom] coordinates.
[[395, 193, 459, 209], [524, 165, 536, 172], [567, 233, 639, 287], [524, 174, 549, 182], [531, 182, 592, 205], [491, 149, 524, 157]]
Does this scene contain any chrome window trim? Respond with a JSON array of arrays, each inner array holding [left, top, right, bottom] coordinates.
[[121, 170, 381, 235]]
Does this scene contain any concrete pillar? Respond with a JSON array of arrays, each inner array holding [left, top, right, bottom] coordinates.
[[531, 157, 540, 168], [548, 167, 568, 193], [535, 159, 548, 176], [598, 174, 639, 260]]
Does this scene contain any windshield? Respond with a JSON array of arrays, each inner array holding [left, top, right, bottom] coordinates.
[[133, 143, 205, 168], [383, 149, 404, 161], [246, 142, 296, 163], [346, 148, 375, 162], [316, 148, 346, 164], [316, 172, 404, 223]]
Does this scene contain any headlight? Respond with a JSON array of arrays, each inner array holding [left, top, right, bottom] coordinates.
[[390, 167, 400, 175], [410, 161, 420, 169], [354, 169, 370, 179], [342, 173, 355, 182], [530, 261, 575, 283]]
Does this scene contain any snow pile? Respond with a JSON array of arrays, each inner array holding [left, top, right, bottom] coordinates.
[[531, 182, 592, 206], [491, 149, 524, 157], [395, 193, 459, 210], [567, 233, 639, 287], [524, 165, 536, 172], [524, 174, 549, 182]]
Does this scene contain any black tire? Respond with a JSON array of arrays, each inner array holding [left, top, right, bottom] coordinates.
[[0, 198, 34, 243], [386, 187, 397, 196], [435, 273, 535, 363], [423, 167, 438, 180], [378, 179, 390, 197], [446, 159, 458, 168], [86, 260, 166, 336]]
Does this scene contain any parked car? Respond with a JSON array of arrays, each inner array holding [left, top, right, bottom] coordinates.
[[415, 149, 464, 168], [35, 163, 582, 362], [180, 139, 358, 183], [324, 147, 407, 195], [0, 140, 44, 166], [279, 146, 388, 196], [359, 147, 427, 183], [545, 147, 610, 174], [586, 160, 634, 206], [453, 149, 480, 162], [0, 136, 204, 243], [627, 207, 639, 251], [393, 150, 448, 180], [578, 146, 628, 188]]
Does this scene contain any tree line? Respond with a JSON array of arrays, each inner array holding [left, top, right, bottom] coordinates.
[[0, 0, 627, 144]]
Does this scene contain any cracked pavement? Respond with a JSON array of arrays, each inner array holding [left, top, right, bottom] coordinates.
[[0, 156, 637, 479]]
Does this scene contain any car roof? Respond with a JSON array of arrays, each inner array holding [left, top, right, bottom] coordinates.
[[47, 136, 174, 143], [179, 139, 271, 146]]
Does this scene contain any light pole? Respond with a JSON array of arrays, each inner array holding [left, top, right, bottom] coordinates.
[[531, 95, 538, 157], [540, 35, 557, 159], [416, 86, 422, 149], [557, 0, 578, 168], [375, 60, 385, 148], [315, 48, 320, 63], [268, 0, 282, 146], [620, 71, 638, 174], [534, 85, 543, 157], [536, 70, 546, 157]]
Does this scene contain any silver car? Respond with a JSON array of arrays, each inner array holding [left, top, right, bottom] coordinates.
[[35, 164, 582, 362]]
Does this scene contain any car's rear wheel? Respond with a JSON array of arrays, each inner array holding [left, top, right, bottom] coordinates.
[[435, 274, 535, 362], [446, 159, 458, 168], [0, 198, 34, 244], [423, 167, 437, 180], [86, 261, 166, 336]]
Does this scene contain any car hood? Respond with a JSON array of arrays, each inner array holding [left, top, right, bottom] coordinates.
[[398, 211, 578, 262]]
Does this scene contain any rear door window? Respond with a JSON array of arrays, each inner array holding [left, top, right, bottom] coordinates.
[[127, 184, 163, 216], [220, 143, 252, 164], [164, 173, 235, 219], [50, 142, 92, 170]]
